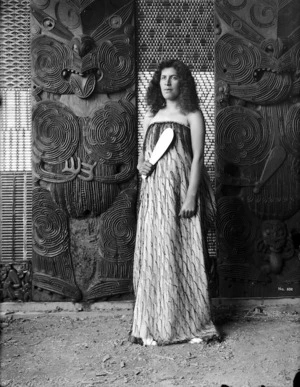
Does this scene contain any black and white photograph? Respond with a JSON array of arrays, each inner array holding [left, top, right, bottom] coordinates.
[[0, 1, 299, 386]]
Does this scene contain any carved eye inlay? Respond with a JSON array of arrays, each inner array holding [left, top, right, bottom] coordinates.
[[109, 15, 122, 29], [43, 17, 55, 30]]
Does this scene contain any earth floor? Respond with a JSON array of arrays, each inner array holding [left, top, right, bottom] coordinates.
[[0, 301, 299, 387]]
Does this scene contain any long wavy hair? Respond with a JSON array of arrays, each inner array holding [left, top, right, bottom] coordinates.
[[146, 59, 200, 114]]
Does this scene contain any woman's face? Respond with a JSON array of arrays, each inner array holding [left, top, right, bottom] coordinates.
[[160, 67, 180, 101]]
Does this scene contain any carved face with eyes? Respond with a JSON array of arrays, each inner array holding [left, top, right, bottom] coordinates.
[[160, 67, 181, 101], [31, 0, 135, 99], [262, 220, 287, 252]]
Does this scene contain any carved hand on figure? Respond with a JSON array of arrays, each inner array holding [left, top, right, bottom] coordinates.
[[253, 145, 286, 193], [62, 157, 97, 181]]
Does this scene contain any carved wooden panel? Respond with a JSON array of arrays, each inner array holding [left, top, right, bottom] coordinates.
[[31, 0, 136, 301], [215, 0, 300, 297]]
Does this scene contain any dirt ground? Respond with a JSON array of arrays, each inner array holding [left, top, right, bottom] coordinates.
[[0, 301, 299, 387]]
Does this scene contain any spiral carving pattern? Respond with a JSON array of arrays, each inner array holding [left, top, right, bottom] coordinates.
[[32, 187, 69, 257], [95, 38, 134, 92], [32, 36, 71, 94], [216, 106, 271, 165], [250, 2, 277, 28], [85, 99, 135, 163], [33, 101, 80, 164], [229, 72, 292, 105], [217, 197, 255, 254], [99, 189, 136, 262], [55, 2, 81, 29], [281, 105, 300, 156], [216, 34, 261, 85]]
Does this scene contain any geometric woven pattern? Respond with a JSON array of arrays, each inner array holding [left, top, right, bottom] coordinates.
[[0, 0, 31, 88], [137, 0, 214, 72]]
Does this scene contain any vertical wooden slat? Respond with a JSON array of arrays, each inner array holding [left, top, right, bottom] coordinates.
[[0, 172, 32, 263]]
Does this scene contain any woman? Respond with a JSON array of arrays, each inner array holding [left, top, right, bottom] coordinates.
[[131, 59, 218, 346]]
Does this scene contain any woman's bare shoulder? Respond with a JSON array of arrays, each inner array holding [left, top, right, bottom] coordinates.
[[187, 109, 204, 124], [143, 110, 155, 132], [187, 109, 205, 134], [187, 109, 204, 121]]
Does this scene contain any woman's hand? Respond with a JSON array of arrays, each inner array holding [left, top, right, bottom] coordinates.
[[138, 160, 155, 178], [179, 196, 197, 218]]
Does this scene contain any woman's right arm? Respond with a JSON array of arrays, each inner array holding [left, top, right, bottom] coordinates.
[[137, 112, 155, 177]]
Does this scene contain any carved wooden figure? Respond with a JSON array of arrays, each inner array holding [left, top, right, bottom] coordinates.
[[31, 0, 137, 301], [215, 0, 300, 297]]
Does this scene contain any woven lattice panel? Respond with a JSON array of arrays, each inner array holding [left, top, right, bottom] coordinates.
[[137, 0, 214, 72], [0, 0, 31, 88]]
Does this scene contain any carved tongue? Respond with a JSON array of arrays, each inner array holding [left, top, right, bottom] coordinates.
[[70, 73, 96, 98]]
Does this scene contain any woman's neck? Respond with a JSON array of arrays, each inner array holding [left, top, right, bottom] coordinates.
[[165, 99, 181, 112], [150, 101, 189, 127]]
